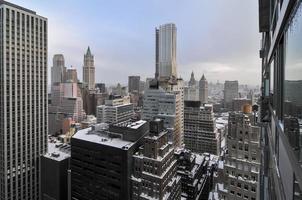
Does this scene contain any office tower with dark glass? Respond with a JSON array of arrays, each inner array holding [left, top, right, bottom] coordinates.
[[83, 46, 95, 90], [0, 1, 47, 200], [224, 80, 239, 109], [128, 75, 140, 93], [259, 0, 302, 199]]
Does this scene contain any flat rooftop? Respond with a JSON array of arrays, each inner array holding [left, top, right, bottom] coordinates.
[[44, 138, 71, 162], [0, 0, 36, 14]]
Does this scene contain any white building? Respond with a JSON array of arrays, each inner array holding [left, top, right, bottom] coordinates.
[[83, 46, 95, 90], [96, 95, 133, 124], [0, 2, 47, 199]]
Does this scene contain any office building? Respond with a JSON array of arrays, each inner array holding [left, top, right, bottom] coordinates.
[[83, 46, 95, 90], [232, 98, 252, 112], [259, 0, 302, 198], [96, 82, 106, 93], [224, 81, 238, 109], [0, 1, 47, 199], [51, 54, 66, 86], [66, 67, 78, 83], [143, 80, 184, 148], [41, 139, 71, 200], [184, 71, 199, 101], [199, 74, 208, 104], [132, 119, 181, 200], [71, 120, 149, 200], [96, 95, 134, 124], [128, 76, 140, 93], [218, 108, 260, 200], [156, 23, 177, 79], [184, 101, 219, 155]]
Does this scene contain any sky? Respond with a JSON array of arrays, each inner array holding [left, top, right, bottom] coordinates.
[[11, 0, 261, 86]]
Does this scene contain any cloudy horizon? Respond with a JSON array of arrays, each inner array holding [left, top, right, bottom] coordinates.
[[11, 0, 261, 86]]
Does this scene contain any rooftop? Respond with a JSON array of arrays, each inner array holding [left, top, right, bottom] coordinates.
[[43, 138, 71, 161], [0, 0, 36, 14]]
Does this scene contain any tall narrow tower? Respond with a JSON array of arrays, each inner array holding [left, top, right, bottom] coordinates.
[[51, 54, 66, 85], [0, 1, 48, 199], [199, 74, 208, 104], [156, 23, 177, 79], [83, 46, 95, 90]]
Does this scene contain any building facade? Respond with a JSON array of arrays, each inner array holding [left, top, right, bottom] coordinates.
[[83, 46, 95, 90], [259, 0, 302, 199], [184, 101, 219, 155], [0, 2, 48, 199], [128, 75, 140, 93], [224, 80, 239, 109], [66, 67, 78, 83], [199, 74, 208, 104], [218, 110, 260, 200], [131, 119, 181, 200], [156, 23, 177, 79], [51, 54, 66, 86]]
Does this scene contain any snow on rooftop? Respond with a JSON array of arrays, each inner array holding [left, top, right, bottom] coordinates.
[[73, 126, 135, 149], [44, 140, 70, 161]]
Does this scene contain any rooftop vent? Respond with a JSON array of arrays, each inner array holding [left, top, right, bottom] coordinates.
[[51, 152, 60, 158]]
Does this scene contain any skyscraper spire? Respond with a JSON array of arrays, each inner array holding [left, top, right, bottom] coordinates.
[[83, 46, 95, 90], [86, 46, 91, 56]]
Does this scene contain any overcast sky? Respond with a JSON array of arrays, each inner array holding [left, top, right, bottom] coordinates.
[[12, 0, 261, 86]]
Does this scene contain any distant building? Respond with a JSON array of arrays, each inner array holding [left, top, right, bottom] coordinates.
[[232, 98, 252, 111], [174, 149, 214, 200], [96, 83, 106, 93], [224, 81, 239, 109], [71, 121, 149, 200], [132, 119, 181, 200], [41, 140, 71, 200], [66, 67, 78, 83], [184, 101, 219, 155], [83, 46, 95, 90], [156, 23, 177, 79], [96, 95, 133, 124], [218, 108, 260, 200], [199, 74, 208, 104], [128, 76, 140, 93], [184, 71, 199, 101], [51, 54, 66, 86]]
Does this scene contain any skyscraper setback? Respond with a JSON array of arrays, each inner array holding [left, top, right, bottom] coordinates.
[[83, 46, 95, 90], [155, 23, 177, 79], [0, 1, 47, 199]]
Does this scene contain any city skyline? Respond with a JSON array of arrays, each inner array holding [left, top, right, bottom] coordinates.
[[11, 0, 260, 86]]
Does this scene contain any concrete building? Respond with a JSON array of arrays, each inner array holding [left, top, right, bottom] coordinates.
[[224, 81, 239, 109], [41, 139, 71, 200], [199, 74, 208, 104], [96, 95, 134, 124], [184, 101, 219, 155], [174, 149, 214, 200], [156, 23, 177, 79], [132, 119, 181, 200], [232, 98, 252, 112], [71, 121, 149, 200], [66, 67, 78, 83], [0, 2, 48, 199], [51, 54, 66, 86], [83, 46, 95, 90], [184, 71, 199, 101], [96, 82, 106, 93], [128, 76, 140, 93], [218, 108, 260, 200], [142, 80, 184, 148]]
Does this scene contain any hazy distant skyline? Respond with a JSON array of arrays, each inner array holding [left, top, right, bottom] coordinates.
[[12, 0, 261, 86]]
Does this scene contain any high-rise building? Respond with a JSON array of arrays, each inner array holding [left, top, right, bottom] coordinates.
[[156, 23, 177, 79], [259, 0, 302, 198], [184, 101, 219, 155], [83, 46, 95, 90], [71, 121, 149, 200], [128, 75, 140, 93], [96, 95, 133, 124], [142, 81, 184, 148], [218, 109, 260, 200], [0, 1, 47, 199], [51, 54, 66, 85], [132, 119, 181, 200], [184, 71, 199, 101], [199, 74, 208, 104], [224, 80, 238, 109], [66, 67, 78, 83], [96, 82, 106, 93]]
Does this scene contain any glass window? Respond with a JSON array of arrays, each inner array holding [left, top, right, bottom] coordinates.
[[284, 3, 302, 162]]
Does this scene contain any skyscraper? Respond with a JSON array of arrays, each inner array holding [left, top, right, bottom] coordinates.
[[156, 23, 177, 79], [199, 74, 208, 104], [0, 1, 47, 199], [83, 46, 95, 90], [128, 75, 140, 93], [66, 67, 78, 83], [224, 80, 239, 109], [51, 54, 66, 85]]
